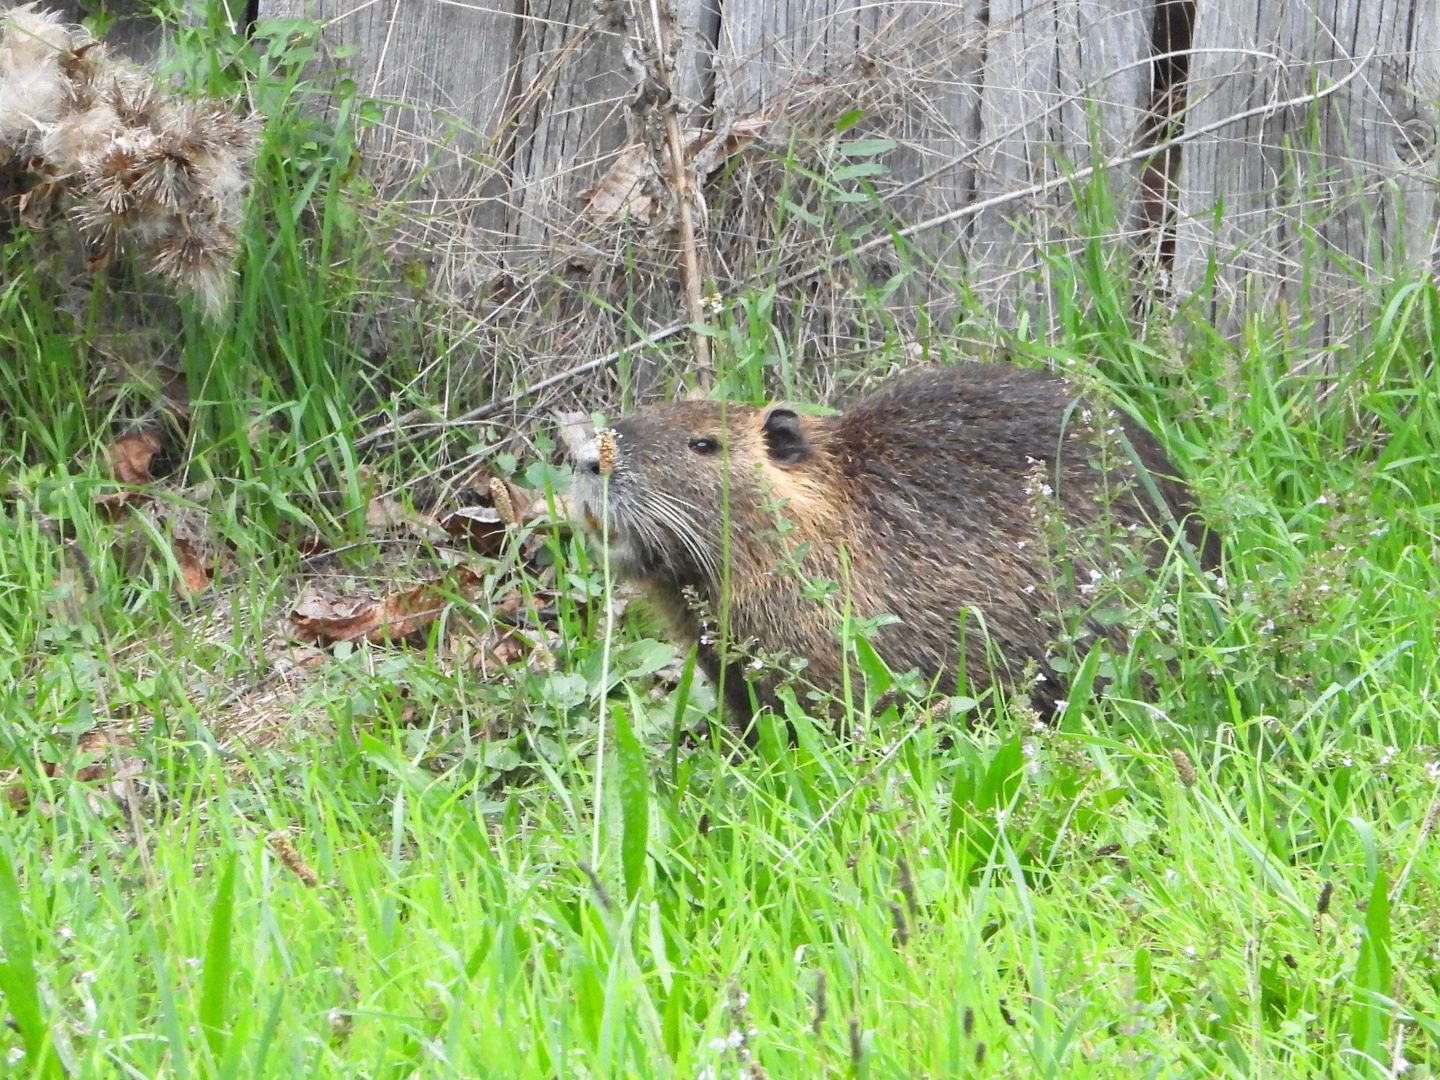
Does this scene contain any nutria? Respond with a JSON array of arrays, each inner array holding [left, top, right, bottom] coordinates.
[[571, 363, 1215, 720]]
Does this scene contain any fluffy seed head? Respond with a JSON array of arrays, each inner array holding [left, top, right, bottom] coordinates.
[[596, 428, 618, 476], [1169, 747, 1197, 787], [489, 477, 517, 526]]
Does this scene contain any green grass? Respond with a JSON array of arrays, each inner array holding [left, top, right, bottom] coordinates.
[[2, 21, 1440, 1080]]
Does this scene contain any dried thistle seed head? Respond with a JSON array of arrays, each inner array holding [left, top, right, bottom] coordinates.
[[0, 35, 66, 143], [57, 39, 108, 107], [41, 101, 121, 173], [1, 6, 73, 67], [595, 428, 618, 476], [148, 215, 236, 314], [488, 477, 517, 526], [1168, 747, 1197, 787], [105, 73, 163, 128], [130, 138, 198, 209]]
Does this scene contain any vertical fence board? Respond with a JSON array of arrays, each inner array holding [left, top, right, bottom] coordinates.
[[969, 0, 1151, 318], [262, 0, 520, 248], [505, 1, 632, 255], [1174, 0, 1436, 334]]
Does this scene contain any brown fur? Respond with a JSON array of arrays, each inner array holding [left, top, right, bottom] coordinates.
[[571, 363, 1217, 719]]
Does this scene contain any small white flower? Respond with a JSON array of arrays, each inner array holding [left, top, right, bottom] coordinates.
[[1316, 495, 1329, 505], [1183, 946, 1197, 958]]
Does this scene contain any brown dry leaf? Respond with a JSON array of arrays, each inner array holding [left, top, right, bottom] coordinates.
[[372, 566, 483, 643], [288, 588, 384, 643], [108, 430, 161, 485], [153, 502, 215, 599], [438, 505, 507, 555], [94, 490, 145, 520], [296, 532, 331, 557], [6, 727, 142, 815], [522, 490, 566, 524], [474, 626, 529, 674], [172, 536, 210, 597], [289, 566, 483, 646], [580, 143, 658, 223], [580, 120, 769, 224], [365, 492, 410, 532]]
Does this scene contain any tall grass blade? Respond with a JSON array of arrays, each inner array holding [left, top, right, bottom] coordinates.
[[0, 850, 55, 1077], [1350, 870, 1392, 1074], [199, 854, 238, 1060], [616, 696, 650, 904]]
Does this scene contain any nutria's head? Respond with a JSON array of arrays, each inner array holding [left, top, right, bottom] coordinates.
[[569, 399, 824, 588]]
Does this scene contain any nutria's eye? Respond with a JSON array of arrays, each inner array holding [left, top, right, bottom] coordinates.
[[689, 437, 719, 455]]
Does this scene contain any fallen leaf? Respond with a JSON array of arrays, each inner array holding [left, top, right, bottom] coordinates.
[[288, 566, 484, 646], [108, 430, 161, 485], [580, 119, 769, 224], [172, 536, 210, 597], [438, 505, 507, 555], [94, 490, 146, 519], [580, 143, 658, 223]]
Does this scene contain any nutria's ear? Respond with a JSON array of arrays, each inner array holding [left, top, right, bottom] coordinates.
[[761, 407, 809, 465]]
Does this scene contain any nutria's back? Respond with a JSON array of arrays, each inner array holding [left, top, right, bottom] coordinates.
[[571, 363, 1214, 719]]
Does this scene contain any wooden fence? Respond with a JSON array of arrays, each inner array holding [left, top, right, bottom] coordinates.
[[59, 0, 1440, 339]]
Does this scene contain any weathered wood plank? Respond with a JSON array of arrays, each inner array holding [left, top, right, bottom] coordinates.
[[715, 0, 868, 115], [259, 0, 520, 248], [1172, 0, 1438, 336], [968, 0, 1151, 322], [50, 0, 165, 64], [504, 0, 634, 255], [59, 0, 1436, 328]]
